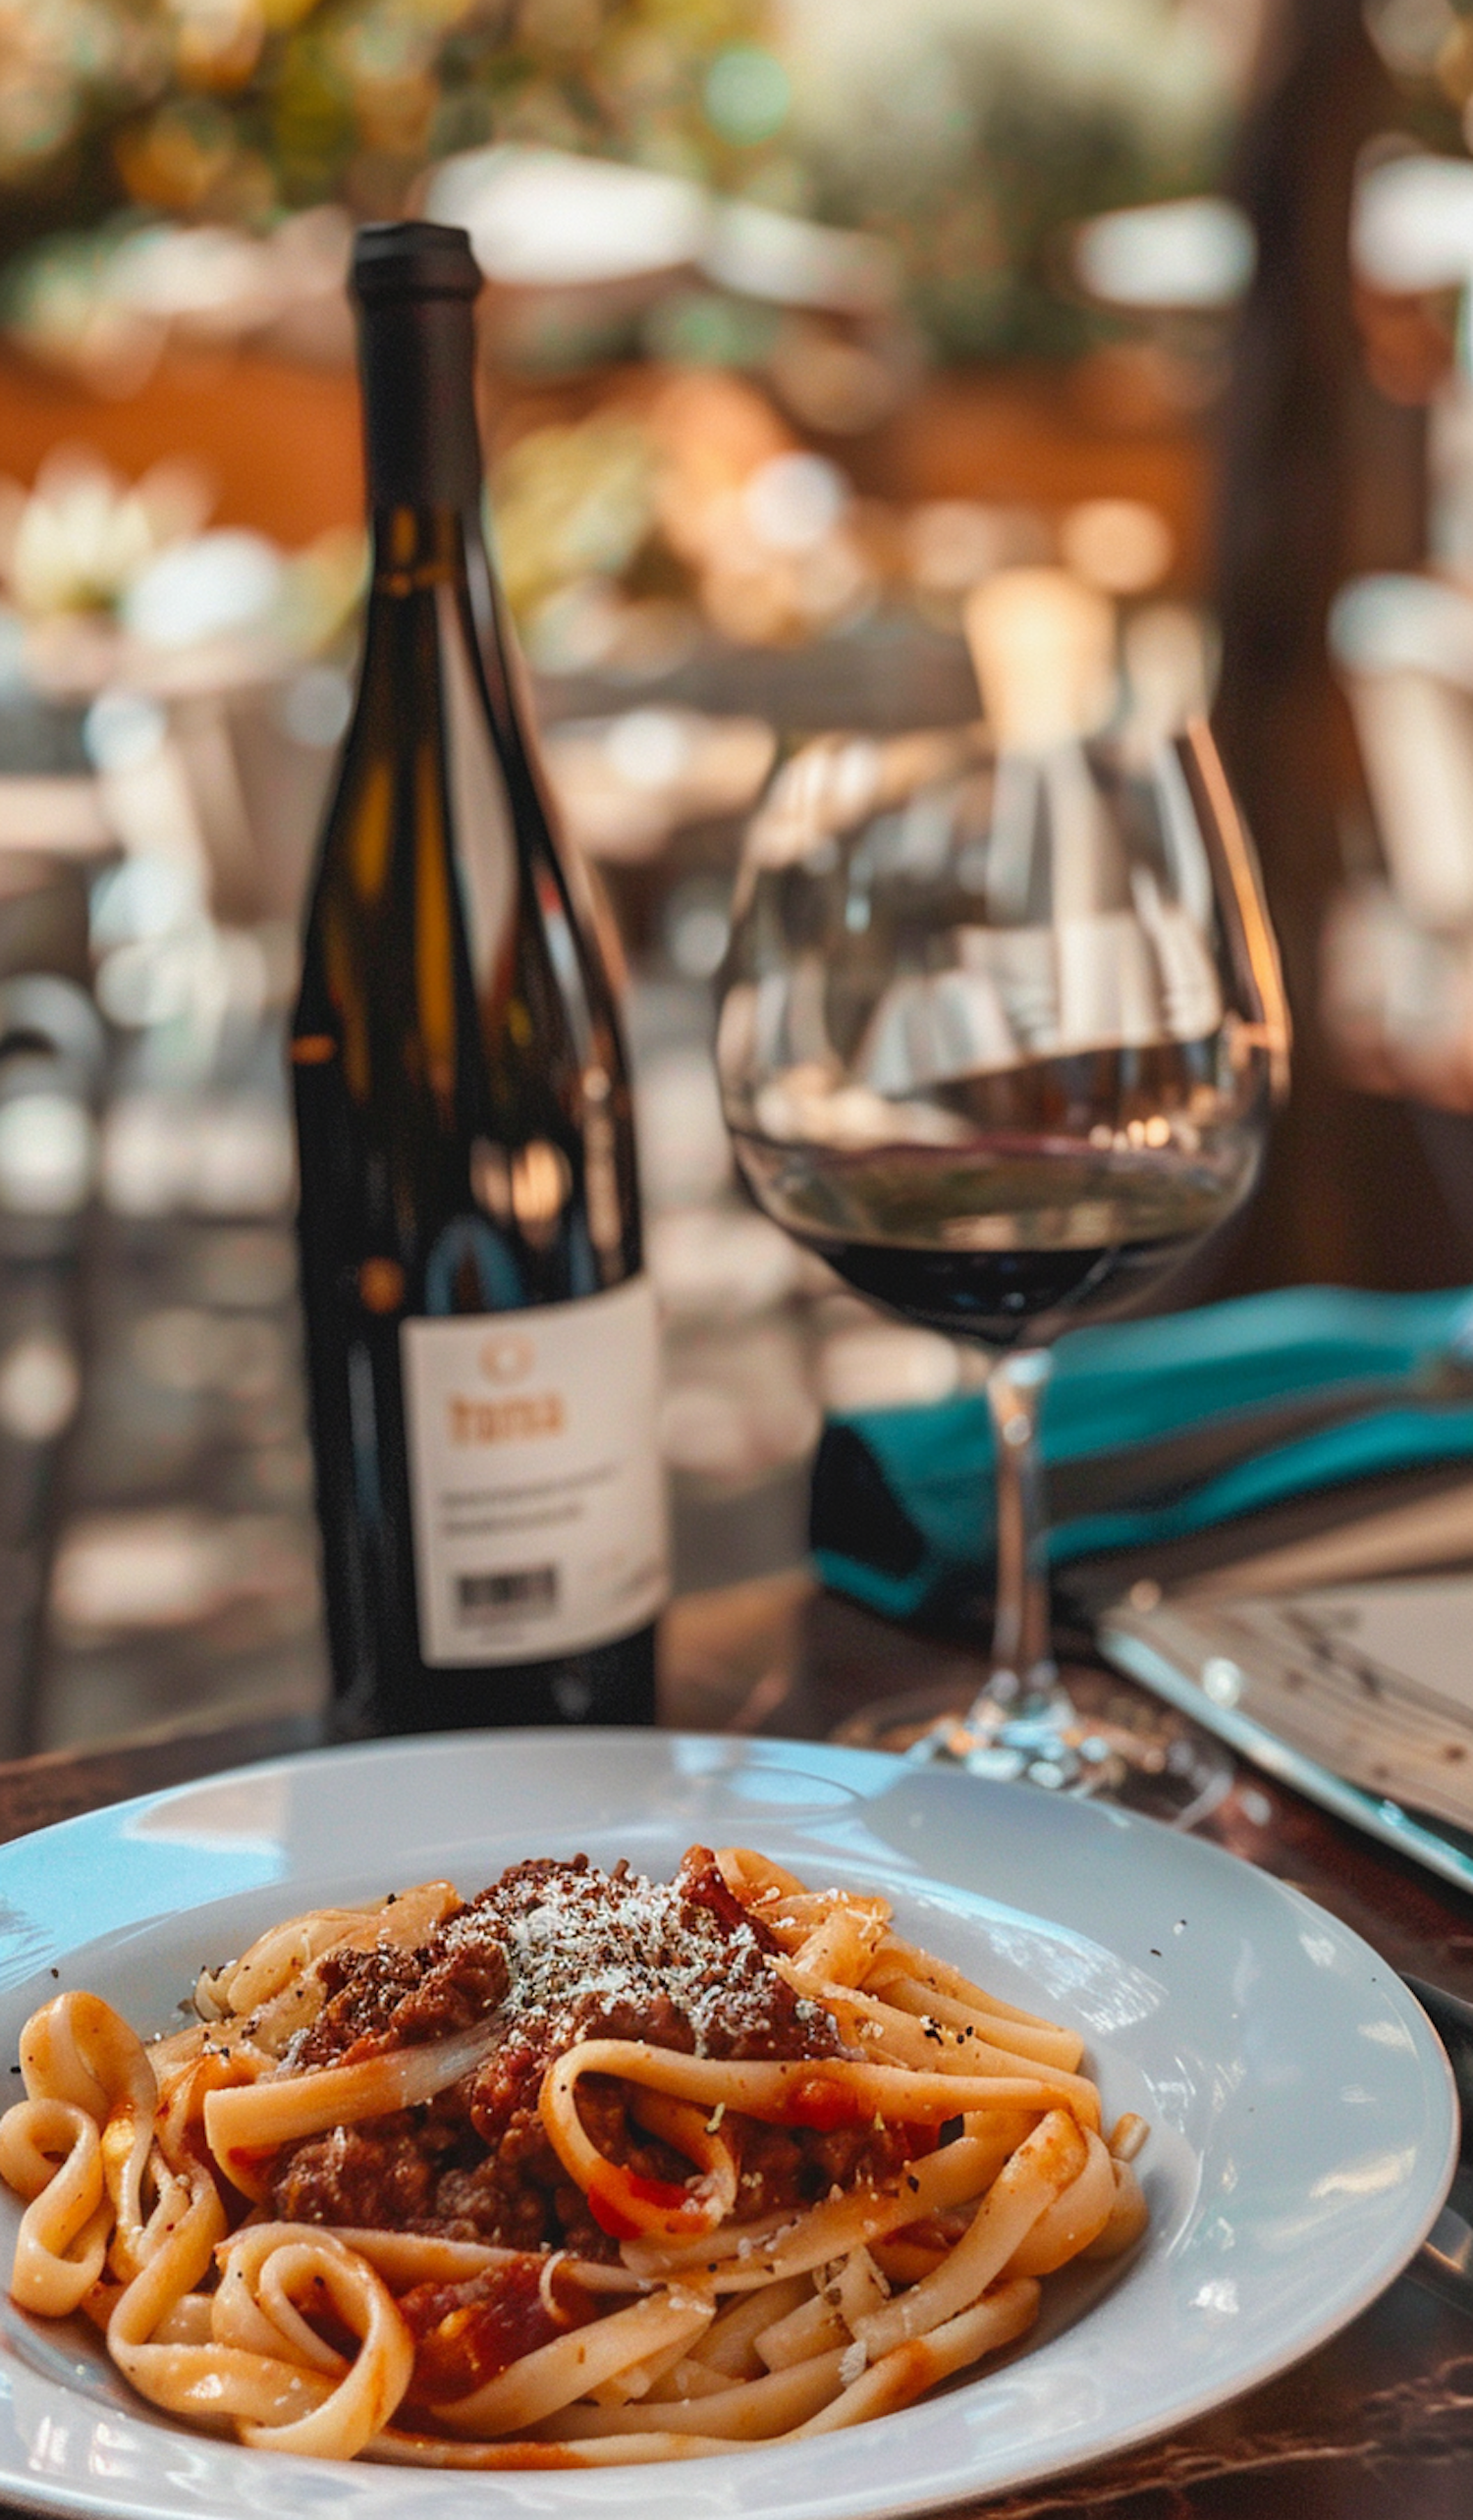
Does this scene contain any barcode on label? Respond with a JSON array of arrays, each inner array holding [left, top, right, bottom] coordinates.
[[457, 1567, 559, 1619]]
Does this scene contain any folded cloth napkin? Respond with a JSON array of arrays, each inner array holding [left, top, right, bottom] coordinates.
[[810, 1284, 1473, 1626]]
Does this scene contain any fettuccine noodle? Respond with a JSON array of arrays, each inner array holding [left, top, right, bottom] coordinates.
[[0, 1846, 1148, 2463]]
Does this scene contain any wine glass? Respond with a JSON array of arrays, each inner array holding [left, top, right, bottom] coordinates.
[[715, 568, 1289, 1809]]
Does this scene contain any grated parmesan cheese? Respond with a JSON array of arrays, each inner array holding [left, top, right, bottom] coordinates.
[[433, 1855, 837, 2062]]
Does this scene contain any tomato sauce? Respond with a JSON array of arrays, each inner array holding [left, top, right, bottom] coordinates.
[[401, 2254, 594, 2403]]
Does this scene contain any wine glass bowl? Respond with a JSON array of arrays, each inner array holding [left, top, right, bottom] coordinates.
[[716, 568, 1288, 1802], [720, 725, 1276, 1344]]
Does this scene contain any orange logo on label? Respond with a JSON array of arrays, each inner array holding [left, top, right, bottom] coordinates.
[[479, 1331, 535, 1383], [450, 1392, 565, 1443]]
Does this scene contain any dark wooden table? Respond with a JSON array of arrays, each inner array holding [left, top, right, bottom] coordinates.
[[2, 1571, 1472, 2518]]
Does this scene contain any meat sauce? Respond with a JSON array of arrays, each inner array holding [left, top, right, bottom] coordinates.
[[267, 1854, 917, 2247], [259, 1850, 929, 2395], [398, 2254, 595, 2405]]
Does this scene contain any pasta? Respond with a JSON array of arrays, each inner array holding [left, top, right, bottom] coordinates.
[[0, 1845, 1149, 2465]]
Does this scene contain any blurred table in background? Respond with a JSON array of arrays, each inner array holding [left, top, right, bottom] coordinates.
[[0, 351, 362, 556], [0, 348, 1209, 570]]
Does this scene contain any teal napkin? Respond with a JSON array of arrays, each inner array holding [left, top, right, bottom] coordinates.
[[810, 1284, 1473, 1624]]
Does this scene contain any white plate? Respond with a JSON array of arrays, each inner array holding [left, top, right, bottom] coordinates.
[[0, 1730, 1455, 2520]]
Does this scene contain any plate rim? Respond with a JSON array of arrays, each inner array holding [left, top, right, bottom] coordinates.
[[0, 1725, 1456, 2520]]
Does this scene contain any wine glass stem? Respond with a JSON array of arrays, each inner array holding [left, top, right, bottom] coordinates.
[[986, 1348, 1056, 1695]]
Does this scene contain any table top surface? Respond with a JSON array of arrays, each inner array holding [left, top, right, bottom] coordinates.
[[0, 1573, 1470, 2520]]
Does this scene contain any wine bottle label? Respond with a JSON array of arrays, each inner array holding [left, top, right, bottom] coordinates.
[[401, 1276, 670, 1668]]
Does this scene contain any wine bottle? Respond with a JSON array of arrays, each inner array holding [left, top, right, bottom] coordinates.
[[291, 220, 667, 1736]]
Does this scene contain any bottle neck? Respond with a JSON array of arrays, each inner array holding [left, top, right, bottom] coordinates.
[[357, 290, 481, 512], [368, 505, 471, 593]]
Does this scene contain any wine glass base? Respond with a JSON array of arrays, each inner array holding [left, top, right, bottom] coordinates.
[[832, 1664, 1233, 1830]]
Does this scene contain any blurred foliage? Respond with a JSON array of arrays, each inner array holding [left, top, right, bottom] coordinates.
[[783, 0, 1231, 359], [1360, 0, 1473, 151], [0, 0, 778, 261], [0, 0, 1241, 368]]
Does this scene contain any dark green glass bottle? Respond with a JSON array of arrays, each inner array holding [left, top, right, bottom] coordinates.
[[292, 221, 666, 1736]]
